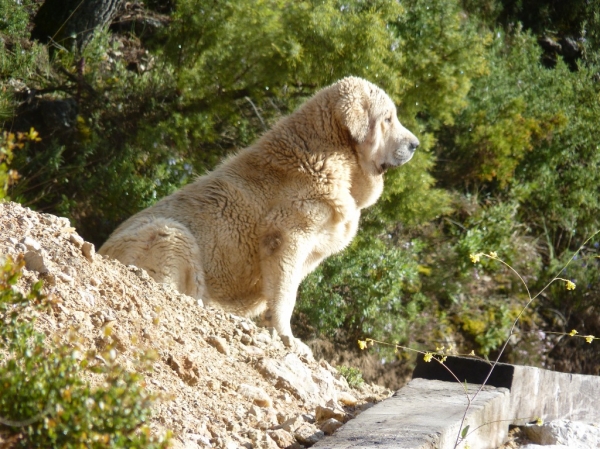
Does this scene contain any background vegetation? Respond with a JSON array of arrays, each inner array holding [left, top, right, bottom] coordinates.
[[2, 0, 600, 376]]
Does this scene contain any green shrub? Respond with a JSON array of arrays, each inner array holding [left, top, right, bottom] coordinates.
[[0, 255, 170, 448], [337, 365, 364, 389], [298, 234, 430, 348], [0, 129, 41, 200], [0, 0, 33, 38]]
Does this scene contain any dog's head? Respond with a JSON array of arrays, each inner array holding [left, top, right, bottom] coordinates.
[[336, 77, 419, 175]]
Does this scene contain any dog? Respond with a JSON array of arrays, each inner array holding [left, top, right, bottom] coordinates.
[[99, 76, 419, 355]]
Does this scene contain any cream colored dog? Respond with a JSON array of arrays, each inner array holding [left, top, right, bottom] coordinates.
[[99, 76, 419, 354]]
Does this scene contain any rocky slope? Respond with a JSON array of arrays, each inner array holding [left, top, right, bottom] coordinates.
[[0, 201, 391, 449]]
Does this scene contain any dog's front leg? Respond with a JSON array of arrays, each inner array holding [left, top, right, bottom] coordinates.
[[259, 226, 314, 359]]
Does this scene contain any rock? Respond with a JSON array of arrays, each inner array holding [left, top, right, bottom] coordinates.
[[267, 429, 299, 449], [248, 405, 264, 420], [237, 384, 273, 408], [206, 335, 230, 355], [89, 276, 101, 287], [57, 271, 74, 284], [128, 264, 151, 281], [223, 438, 239, 449], [21, 236, 41, 251], [257, 354, 321, 405], [311, 366, 339, 404], [319, 418, 343, 435], [23, 251, 49, 274], [253, 331, 272, 346], [17, 216, 33, 229], [293, 422, 324, 446], [79, 289, 95, 307], [82, 241, 95, 262], [62, 265, 77, 277], [207, 379, 221, 391], [522, 420, 600, 448], [321, 361, 350, 390], [280, 415, 304, 432], [186, 433, 212, 447], [337, 391, 358, 407], [267, 327, 279, 340], [253, 405, 279, 430], [242, 345, 264, 357], [69, 233, 84, 247], [280, 335, 314, 361], [239, 321, 254, 334], [302, 413, 315, 424], [57, 216, 71, 228], [277, 392, 293, 405], [260, 408, 280, 430], [240, 334, 253, 345], [166, 354, 200, 386], [249, 431, 279, 449], [315, 402, 346, 423]]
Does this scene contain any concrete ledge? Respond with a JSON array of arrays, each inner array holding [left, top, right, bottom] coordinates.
[[314, 357, 600, 449], [413, 356, 600, 423], [313, 378, 509, 449]]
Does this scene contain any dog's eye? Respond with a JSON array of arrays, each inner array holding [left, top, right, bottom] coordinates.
[[385, 116, 392, 123]]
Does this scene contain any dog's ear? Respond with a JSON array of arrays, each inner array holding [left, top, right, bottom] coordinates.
[[336, 77, 370, 143]]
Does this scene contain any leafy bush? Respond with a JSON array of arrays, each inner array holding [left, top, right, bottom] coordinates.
[[337, 365, 364, 389], [0, 129, 41, 200], [0, 0, 33, 38], [0, 255, 170, 448], [298, 234, 430, 348]]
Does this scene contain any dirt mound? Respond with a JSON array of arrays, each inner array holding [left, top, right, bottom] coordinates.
[[0, 201, 391, 449]]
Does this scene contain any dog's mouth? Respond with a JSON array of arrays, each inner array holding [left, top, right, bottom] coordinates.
[[378, 163, 392, 174]]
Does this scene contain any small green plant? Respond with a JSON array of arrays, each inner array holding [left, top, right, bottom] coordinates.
[[337, 365, 364, 389], [0, 255, 171, 448]]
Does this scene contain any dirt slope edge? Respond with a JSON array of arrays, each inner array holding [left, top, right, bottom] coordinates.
[[0, 201, 390, 449]]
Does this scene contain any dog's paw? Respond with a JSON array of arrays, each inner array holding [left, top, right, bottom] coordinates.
[[280, 334, 314, 362]]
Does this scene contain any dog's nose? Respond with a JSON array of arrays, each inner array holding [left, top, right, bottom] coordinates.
[[409, 137, 419, 152]]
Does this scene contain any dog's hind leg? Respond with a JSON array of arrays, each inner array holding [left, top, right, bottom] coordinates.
[[99, 217, 206, 299]]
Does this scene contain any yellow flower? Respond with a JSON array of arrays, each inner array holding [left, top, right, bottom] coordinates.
[[27, 127, 42, 142], [569, 329, 578, 337], [489, 251, 498, 258], [585, 335, 595, 344], [565, 280, 576, 291], [423, 352, 433, 362], [469, 350, 475, 356], [440, 355, 447, 363], [535, 417, 544, 426], [470, 253, 481, 263], [358, 340, 367, 350]]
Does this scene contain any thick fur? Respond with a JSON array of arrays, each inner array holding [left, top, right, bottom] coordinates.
[[99, 77, 419, 352]]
